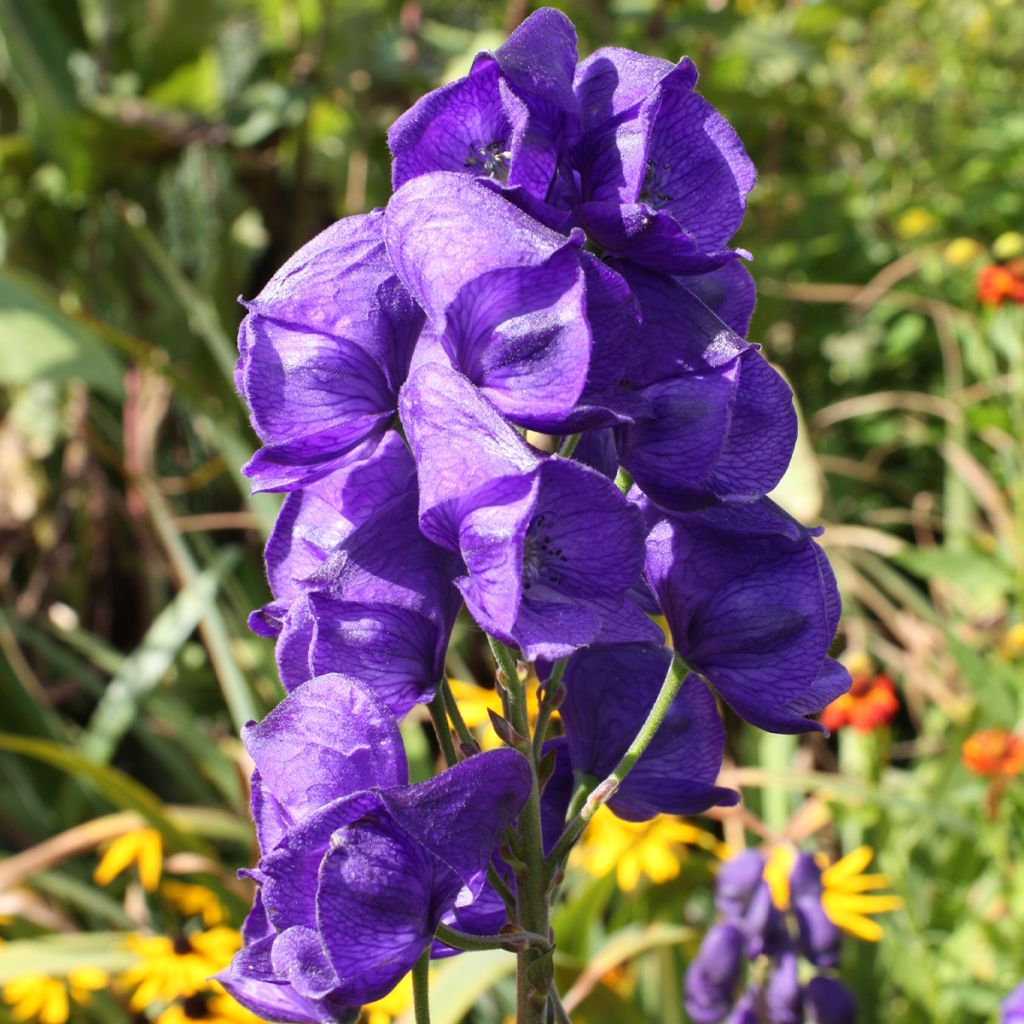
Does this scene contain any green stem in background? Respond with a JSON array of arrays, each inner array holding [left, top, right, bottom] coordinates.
[[487, 637, 550, 1024], [412, 947, 431, 1024], [758, 732, 796, 833], [545, 651, 691, 877], [427, 690, 458, 767], [439, 676, 476, 751]]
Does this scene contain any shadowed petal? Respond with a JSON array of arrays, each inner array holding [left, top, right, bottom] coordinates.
[[561, 644, 736, 819]]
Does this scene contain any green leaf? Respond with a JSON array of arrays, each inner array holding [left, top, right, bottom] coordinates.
[[0, 733, 200, 852], [79, 546, 242, 764], [0, 269, 123, 397], [0, 933, 137, 983]]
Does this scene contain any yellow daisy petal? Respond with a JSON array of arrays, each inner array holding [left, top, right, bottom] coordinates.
[[821, 845, 874, 885]]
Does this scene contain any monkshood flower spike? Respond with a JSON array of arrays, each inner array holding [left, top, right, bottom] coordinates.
[[231, 8, 850, 1023]]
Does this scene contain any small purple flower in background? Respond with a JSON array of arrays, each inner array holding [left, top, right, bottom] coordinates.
[[1002, 983, 1024, 1024], [684, 848, 857, 1024]]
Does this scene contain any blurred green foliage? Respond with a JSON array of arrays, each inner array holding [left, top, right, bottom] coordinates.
[[0, 1, 1022, 1022]]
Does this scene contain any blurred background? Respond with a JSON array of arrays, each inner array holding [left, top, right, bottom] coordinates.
[[0, 0, 1022, 1021]]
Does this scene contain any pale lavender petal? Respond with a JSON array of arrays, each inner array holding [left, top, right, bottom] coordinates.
[[243, 673, 407, 822]]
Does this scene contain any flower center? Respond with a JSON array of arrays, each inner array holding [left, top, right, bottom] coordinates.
[[522, 513, 568, 590], [466, 141, 512, 184], [639, 159, 673, 208]]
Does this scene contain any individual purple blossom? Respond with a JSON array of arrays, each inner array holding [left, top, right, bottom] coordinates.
[[804, 976, 857, 1024], [219, 674, 532, 1014], [642, 496, 850, 733], [249, 431, 461, 716], [236, 211, 423, 492], [399, 363, 652, 660], [790, 853, 842, 969], [559, 643, 738, 819], [385, 172, 646, 431], [1005, 984, 1024, 1024], [572, 48, 755, 274], [614, 265, 796, 511], [684, 922, 747, 1023], [764, 950, 802, 1024]]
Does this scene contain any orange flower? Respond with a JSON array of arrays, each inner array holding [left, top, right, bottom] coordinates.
[[977, 262, 1024, 305], [961, 729, 1024, 777], [820, 673, 899, 734]]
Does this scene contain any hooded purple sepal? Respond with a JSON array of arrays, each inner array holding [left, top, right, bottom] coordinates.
[[385, 172, 594, 429], [684, 921, 747, 1024], [805, 977, 856, 1024], [388, 9, 579, 214], [401, 365, 646, 660], [243, 673, 407, 828], [574, 57, 755, 273], [789, 853, 842, 968], [643, 497, 851, 733], [560, 644, 737, 820], [237, 211, 423, 492], [615, 267, 795, 510], [314, 750, 532, 1004]]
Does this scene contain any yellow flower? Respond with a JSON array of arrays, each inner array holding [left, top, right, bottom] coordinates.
[[999, 622, 1024, 660], [2, 969, 108, 1024], [161, 880, 227, 926], [446, 677, 548, 750], [764, 845, 901, 942], [155, 983, 263, 1023], [943, 237, 983, 266], [94, 826, 163, 892], [993, 231, 1024, 260], [895, 207, 935, 239], [119, 927, 242, 1011], [362, 972, 414, 1023], [571, 806, 726, 892]]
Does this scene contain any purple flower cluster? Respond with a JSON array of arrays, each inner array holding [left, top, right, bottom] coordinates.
[[222, 8, 850, 1019], [685, 850, 856, 1024]]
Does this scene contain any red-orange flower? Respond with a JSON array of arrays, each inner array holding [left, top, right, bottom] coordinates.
[[977, 262, 1024, 306], [820, 673, 899, 734], [961, 728, 1024, 777]]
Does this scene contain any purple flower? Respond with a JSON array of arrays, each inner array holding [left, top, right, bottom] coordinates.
[[805, 976, 856, 1024], [642, 497, 851, 733], [389, 8, 580, 225], [573, 49, 755, 274], [385, 172, 645, 431], [1005, 983, 1024, 1024], [614, 265, 796, 511], [713, 850, 789, 959], [726, 988, 762, 1024], [400, 363, 650, 660], [789, 853, 842, 969], [250, 431, 461, 716], [560, 643, 737, 819], [764, 951, 802, 1024], [220, 674, 532, 1011], [236, 211, 424, 492], [684, 921, 747, 1023]]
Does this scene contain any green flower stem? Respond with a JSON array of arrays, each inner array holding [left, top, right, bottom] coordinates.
[[532, 659, 566, 759], [435, 922, 551, 953], [412, 947, 431, 1024], [439, 676, 476, 751], [427, 690, 458, 767], [487, 637, 551, 1024], [545, 651, 690, 879], [557, 433, 581, 458]]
